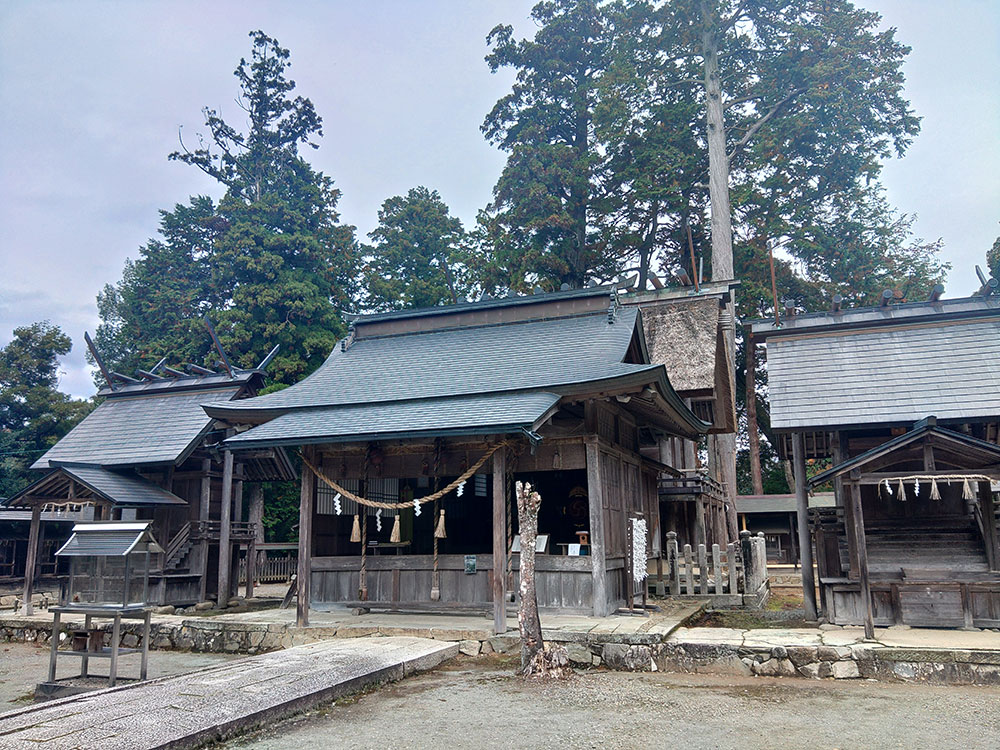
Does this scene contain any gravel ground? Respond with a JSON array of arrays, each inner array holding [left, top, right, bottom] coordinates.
[[0, 642, 240, 708], [232, 659, 1000, 750]]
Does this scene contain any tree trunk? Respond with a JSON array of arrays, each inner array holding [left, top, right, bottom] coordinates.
[[515, 481, 569, 678], [702, 1, 739, 541]]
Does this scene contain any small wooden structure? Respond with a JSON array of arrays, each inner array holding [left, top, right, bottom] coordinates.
[[735, 492, 835, 564], [751, 292, 1000, 633], [42, 522, 162, 696], [627, 282, 740, 551], [206, 286, 713, 631], [2, 341, 294, 613]]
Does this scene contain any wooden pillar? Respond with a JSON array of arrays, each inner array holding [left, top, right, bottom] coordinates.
[[297, 447, 316, 627], [21, 504, 42, 616], [491, 447, 508, 635], [980, 481, 999, 571], [233, 470, 244, 522], [247, 483, 265, 597], [847, 478, 875, 639], [585, 439, 610, 617], [694, 499, 707, 548], [791, 432, 818, 620], [745, 331, 764, 495], [217, 449, 234, 608], [198, 458, 211, 602]]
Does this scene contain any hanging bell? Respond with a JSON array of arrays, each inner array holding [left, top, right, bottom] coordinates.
[[896, 479, 906, 501], [929, 478, 941, 501], [434, 508, 447, 539], [350, 514, 361, 543], [390, 514, 401, 543], [962, 478, 975, 500]]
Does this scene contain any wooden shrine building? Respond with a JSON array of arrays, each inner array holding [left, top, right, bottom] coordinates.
[[3, 354, 294, 614], [205, 286, 712, 632], [751, 292, 1000, 633], [628, 282, 738, 552]]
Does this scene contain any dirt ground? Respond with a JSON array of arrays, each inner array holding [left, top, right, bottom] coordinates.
[[231, 659, 1000, 750], [0, 642, 239, 708]]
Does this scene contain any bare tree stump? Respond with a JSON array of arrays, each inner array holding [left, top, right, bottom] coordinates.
[[516, 481, 570, 679]]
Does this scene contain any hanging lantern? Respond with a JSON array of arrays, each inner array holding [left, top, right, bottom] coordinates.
[[929, 478, 941, 501], [434, 509, 447, 539], [350, 514, 361, 543], [390, 514, 401, 543]]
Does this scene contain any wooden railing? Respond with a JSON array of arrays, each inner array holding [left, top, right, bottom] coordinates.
[[189, 521, 257, 542], [238, 550, 296, 585], [163, 522, 191, 570], [659, 471, 726, 505]]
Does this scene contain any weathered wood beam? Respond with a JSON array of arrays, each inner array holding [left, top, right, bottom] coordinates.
[[848, 478, 875, 640], [217, 449, 234, 608], [791, 432, 818, 620], [492, 446, 507, 635], [198, 458, 211, 602], [297, 447, 316, 627], [585, 438, 610, 617], [21, 505, 41, 616]]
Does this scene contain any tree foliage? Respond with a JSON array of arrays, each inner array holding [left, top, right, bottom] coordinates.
[[97, 31, 358, 387], [0, 323, 91, 497], [988, 235, 1000, 281], [362, 187, 469, 311]]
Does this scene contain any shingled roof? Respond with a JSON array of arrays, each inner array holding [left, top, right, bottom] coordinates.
[[751, 295, 1000, 431], [34, 370, 263, 470], [214, 287, 710, 446]]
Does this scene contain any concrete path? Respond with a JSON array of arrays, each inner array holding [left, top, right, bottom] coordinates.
[[0, 637, 457, 750]]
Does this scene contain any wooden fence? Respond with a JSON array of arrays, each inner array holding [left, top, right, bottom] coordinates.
[[238, 547, 297, 585], [657, 530, 769, 604]]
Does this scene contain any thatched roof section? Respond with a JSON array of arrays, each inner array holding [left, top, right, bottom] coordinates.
[[639, 296, 720, 394]]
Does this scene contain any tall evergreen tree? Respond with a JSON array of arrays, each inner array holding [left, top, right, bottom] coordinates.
[[97, 31, 358, 387], [0, 323, 91, 496], [362, 187, 469, 311]]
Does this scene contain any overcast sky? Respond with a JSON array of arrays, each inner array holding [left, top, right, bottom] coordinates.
[[1, 0, 998, 400]]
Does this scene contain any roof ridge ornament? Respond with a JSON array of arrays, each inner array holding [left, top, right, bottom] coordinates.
[[341, 324, 357, 352], [608, 289, 621, 324]]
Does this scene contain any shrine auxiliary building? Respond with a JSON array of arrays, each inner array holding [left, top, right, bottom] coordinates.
[[205, 286, 712, 631], [751, 292, 1000, 635]]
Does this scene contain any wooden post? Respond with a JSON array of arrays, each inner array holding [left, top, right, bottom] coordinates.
[[667, 531, 680, 595], [297, 447, 316, 627], [585, 439, 610, 616], [47, 610, 60, 682], [198, 457, 211, 602], [848, 479, 875, 639], [21, 504, 41, 616], [791, 432, 818, 620], [683, 543, 694, 594], [712, 543, 723, 594], [745, 331, 764, 495], [217, 449, 234, 608], [727, 542, 738, 593], [245, 537, 257, 599], [492, 446, 508, 634], [109, 614, 121, 687], [698, 543, 709, 594], [979, 481, 998, 571], [694, 498, 707, 548]]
